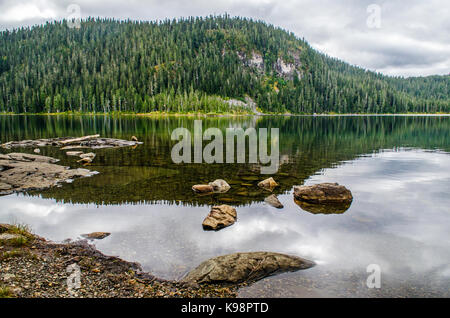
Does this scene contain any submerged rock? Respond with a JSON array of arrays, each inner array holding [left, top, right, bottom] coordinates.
[[77, 157, 93, 164], [66, 151, 84, 156], [0, 152, 97, 196], [202, 205, 237, 230], [264, 194, 284, 209], [80, 152, 96, 160], [81, 232, 111, 240], [182, 252, 315, 284], [258, 177, 279, 191], [192, 184, 214, 193], [208, 179, 231, 193], [293, 183, 353, 204]]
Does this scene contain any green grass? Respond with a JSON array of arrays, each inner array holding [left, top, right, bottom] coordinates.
[[0, 223, 33, 247], [5, 223, 33, 238], [1, 248, 25, 259], [0, 286, 14, 298]]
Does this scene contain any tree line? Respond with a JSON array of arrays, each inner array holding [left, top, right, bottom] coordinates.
[[0, 15, 448, 114]]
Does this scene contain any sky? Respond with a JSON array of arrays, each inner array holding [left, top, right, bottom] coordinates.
[[0, 0, 449, 77]]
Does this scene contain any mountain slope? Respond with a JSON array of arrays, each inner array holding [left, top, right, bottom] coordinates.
[[0, 15, 448, 114]]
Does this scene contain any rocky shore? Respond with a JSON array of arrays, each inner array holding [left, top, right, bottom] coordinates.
[[0, 224, 238, 298]]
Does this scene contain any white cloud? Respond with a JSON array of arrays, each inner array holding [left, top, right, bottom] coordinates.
[[0, 3, 56, 22], [0, 0, 449, 77]]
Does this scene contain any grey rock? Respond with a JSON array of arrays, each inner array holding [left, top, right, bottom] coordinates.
[[208, 179, 231, 193], [182, 252, 315, 284]]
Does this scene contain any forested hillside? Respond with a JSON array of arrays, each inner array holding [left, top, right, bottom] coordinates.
[[0, 15, 448, 114]]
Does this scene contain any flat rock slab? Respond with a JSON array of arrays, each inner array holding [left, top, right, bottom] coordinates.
[[182, 252, 315, 284], [0, 152, 97, 196], [1, 136, 143, 150], [202, 205, 237, 230], [294, 183, 353, 204]]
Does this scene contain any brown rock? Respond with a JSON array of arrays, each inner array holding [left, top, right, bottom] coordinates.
[[182, 251, 315, 284], [257, 177, 278, 191], [192, 184, 214, 193], [265, 194, 283, 209], [293, 183, 353, 204], [81, 232, 111, 240], [202, 205, 237, 230]]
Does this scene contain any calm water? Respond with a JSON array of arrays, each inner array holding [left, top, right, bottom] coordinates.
[[1, 115, 449, 297]]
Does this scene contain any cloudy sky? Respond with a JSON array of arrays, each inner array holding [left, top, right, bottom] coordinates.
[[0, 0, 449, 77]]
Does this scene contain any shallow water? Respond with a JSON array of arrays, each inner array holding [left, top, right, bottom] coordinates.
[[1, 115, 449, 297]]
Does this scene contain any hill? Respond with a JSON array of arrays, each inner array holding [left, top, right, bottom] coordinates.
[[0, 15, 448, 114]]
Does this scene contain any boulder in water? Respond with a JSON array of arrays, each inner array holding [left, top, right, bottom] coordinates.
[[182, 251, 315, 284], [202, 205, 237, 230], [293, 183, 353, 204]]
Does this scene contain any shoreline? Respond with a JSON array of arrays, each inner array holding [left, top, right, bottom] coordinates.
[[0, 112, 449, 117], [0, 224, 239, 298]]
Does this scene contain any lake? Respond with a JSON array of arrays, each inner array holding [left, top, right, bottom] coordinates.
[[1, 114, 450, 297]]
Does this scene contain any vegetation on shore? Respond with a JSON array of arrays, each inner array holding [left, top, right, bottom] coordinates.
[[0, 15, 448, 115]]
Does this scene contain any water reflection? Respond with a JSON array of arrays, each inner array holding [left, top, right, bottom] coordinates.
[[294, 200, 352, 214], [0, 149, 449, 297], [1, 115, 449, 206]]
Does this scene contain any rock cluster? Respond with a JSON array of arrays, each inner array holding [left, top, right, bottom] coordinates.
[[192, 179, 230, 194]]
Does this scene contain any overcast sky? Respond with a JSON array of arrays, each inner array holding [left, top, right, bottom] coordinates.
[[0, 0, 449, 77]]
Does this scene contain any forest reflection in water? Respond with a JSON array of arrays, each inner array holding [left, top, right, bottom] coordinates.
[[0, 115, 449, 297]]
